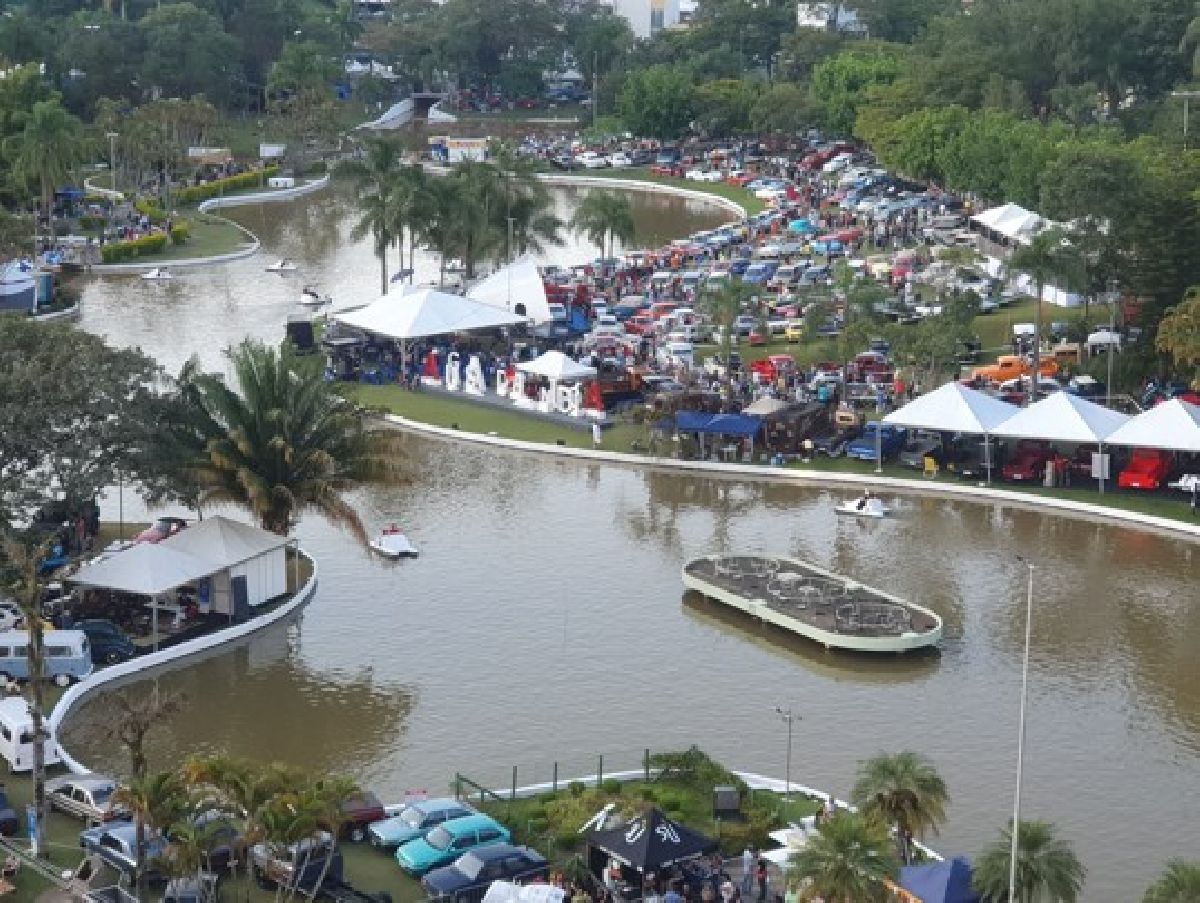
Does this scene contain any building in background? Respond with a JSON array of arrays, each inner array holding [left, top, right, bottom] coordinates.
[[796, 2, 866, 33], [612, 0, 681, 39]]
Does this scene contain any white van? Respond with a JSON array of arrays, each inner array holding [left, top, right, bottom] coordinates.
[[657, 340, 694, 370], [0, 696, 62, 772], [0, 629, 94, 686]]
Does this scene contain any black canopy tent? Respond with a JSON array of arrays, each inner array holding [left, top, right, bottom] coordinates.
[[584, 808, 718, 880]]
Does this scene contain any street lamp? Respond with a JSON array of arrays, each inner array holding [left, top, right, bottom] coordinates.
[[1008, 559, 1035, 903], [106, 131, 119, 193], [1170, 90, 1200, 149], [1105, 279, 1118, 409], [775, 706, 799, 802]]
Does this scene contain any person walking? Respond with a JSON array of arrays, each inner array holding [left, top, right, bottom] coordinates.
[[741, 847, 753, 895], [755, 859, 768, 902]]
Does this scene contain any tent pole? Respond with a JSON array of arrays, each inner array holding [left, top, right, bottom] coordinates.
[[984, 433, 992, 484], [875, 424, 882, 474], [1098, 442, 1105, 494], [152, 594, 159, 653]]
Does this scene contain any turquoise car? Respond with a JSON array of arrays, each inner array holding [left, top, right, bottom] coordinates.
[[395, 813, 510, 876], [368, 798, 476, 849]]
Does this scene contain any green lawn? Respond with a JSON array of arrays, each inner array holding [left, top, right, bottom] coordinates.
[[572, 168, 764, 215], [150, 215, 253, 262]]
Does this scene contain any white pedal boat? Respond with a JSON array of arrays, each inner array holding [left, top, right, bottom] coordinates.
[[370, 526, 419, 558], [835, 498, 891, 518]]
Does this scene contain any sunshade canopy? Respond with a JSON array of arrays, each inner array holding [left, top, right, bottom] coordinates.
[[332, 287, 527, 339], [515, 350, 597, 381], [1104, 397, 1200, 452], [468, 256, 553, 324], [584, 809, 716, 872], [883, 383, 1017, 435], [676, 411, 762, 437], [160, 515, 289, 567], [991, 391, 1130, 444], [70, 543, 217, 596], [899, 857, 980, 903]]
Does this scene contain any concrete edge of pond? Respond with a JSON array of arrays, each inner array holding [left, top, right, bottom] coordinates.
[[384, 413, 1200, 543], [533, 172, 749, 219], [46, 551, 320, 775]]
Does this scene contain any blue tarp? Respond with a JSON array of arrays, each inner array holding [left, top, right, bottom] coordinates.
[[675, 411, 762, 437], [900, 857, 980, 903]]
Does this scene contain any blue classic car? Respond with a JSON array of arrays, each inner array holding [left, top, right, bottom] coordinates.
[[395, 813, 511, 876], [847, 423, 907, 462], [368, 798, 477, 849]]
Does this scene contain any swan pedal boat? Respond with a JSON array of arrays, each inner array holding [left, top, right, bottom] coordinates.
[[370, 529, 419, 558], [835, 499, 890, 518]]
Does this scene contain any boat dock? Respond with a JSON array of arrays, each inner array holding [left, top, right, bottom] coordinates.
[[682, 555, 942, 653]]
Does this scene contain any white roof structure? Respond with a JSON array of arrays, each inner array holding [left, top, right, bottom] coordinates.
[[467, 256, 552, 324], [883, 382, 1018, 434], [991, 391, 1130, 444], [332, 286, 527, 339], [161, 516, 288, 567], [515, 350, 596, 381], [1105, 398, 1200, 452], [743, 396, 791, 417], [70, 543, 216, 596], [970, 203, 1048, 245]]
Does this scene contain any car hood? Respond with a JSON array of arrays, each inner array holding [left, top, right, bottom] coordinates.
[[397, 837, 441, 869], [423, 864, 472, 893], [369, 817, 420, 846]]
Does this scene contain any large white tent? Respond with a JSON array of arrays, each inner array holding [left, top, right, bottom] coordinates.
[[515, 350, 596, 381], [468, 256, 552, 324], [162, 516, 290, 608], [1105, 398, 1200, 452], [71, 543, 215, 597], [332, 286, 528, 339], [883, 382, 1018, 434], [991, 391, 1130, 444], [970, 203, 1047, 246]]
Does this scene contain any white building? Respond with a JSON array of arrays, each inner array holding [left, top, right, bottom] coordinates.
[[612, 0, 681, 39], [796, 2, 865, 33]]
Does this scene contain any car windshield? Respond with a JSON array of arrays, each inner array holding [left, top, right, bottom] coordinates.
[[91, 787, 113, 804], [400, 807, 424, 828], [426, 826, 452, 851], [456, 852, 485, 880]]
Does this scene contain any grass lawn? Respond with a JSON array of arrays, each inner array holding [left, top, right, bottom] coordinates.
[[150, 215, 253, 262], [572, 169, 764, 215]]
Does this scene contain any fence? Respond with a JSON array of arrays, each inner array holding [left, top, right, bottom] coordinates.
[[455, 747, 657, 805]]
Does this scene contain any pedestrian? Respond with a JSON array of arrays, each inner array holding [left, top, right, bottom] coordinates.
[[755, 859, 768, 902], [741, 847, 753, 894], [592, 421, 603, 449]]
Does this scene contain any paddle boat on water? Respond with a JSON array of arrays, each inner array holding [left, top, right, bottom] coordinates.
[[834, 490, 891, 518], [299, 286, 330, 307], [266, 258, 297, 273], [141, 267, 172, 282], [370, 524, 419, 559]]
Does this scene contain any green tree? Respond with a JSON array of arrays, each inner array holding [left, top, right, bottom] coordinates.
[[5, 98, 88, 228], [339, 136, 404, 294], [750, 83, 811, 136], [699, 280, 757, 396], [809, 44, 905, 137], [570, 190, 635, 261], [1156, 288, 1200, 388], [174, 339, 407, 540], [1009, 227, 1084, 399], [693, 78, 759, 137], [788, 811, 899, 903], [1143, 859, 1200, 902], [972, 819, 1086, 903], [619, 64, 696, 141], [850, 751, 949, 864], [112, 769, 187, 895], [139, 2, 239, 104]]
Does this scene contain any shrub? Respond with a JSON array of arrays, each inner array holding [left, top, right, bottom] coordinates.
[[134, 198, 166, 224], [567, 781, 587, 798], [78, 215, 105, 231], [169, 222, 190, 245], [601, 779, 623, 795], [175, 166, 281, 205], [100, 232, 168, 263]]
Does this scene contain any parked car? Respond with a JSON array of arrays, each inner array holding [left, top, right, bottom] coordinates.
[[898, 431, 944, 469], [75, 619, 136, 665], [0, 786, 19, 836], [135, 516, 187, 544], [81, 821, 168, 881], [1001, 441, 1053, 482], [784, 321, 805, 343], [252, 831, 343, 894], [576, 151, 608, 169], [0, 601, 21, 631], [47, 774, 126, 823], [368, 798, 477, 849], [342, 790, 387, 842], [395, 814, 512, 876], [1118, 449, 1173, 490], [608, 151, 633, 168], [846, 423, 907, 462], [423, 844, 550, 903]]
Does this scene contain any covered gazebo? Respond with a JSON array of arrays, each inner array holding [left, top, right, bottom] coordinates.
[[584, 809, 717, 886], [882, 383, 1018, 480]]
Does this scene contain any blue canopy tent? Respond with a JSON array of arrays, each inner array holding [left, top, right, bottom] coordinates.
[[899, 857, 980, 903], [788, 218, 817, 234], [675, 411, 762, 460]]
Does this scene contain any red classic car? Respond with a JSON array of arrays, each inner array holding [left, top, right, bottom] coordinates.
[[1118, 448, 1173, 490], [1001, 441, 1053, 482]]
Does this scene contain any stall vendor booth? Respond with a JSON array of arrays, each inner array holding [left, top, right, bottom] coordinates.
[[675, 411, 763, 461], [584, 809, 717, 898], [504, 350, 598, 417]]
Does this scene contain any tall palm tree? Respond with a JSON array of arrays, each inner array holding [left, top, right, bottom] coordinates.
[[339, 137, 404, 295], [972, 819, 1086, 903], [850, 751, 949, 864], [1007, 227, 1082, 401], [788, 811, 899, 903], [570, 190, 635, 261], [176, 339, 406, 541], [6, 98, 88, 242], [113, 770, 187, 895], [699, 280, 757, 398], [1143, 859, 1200, 903]]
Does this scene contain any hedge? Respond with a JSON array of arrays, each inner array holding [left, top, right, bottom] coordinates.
[[78, 215, 105, 231], [100, 232, 168, 263], [134, 198, 166, 224], [169, 222, 190, 245], [175, 166, 281, 205]]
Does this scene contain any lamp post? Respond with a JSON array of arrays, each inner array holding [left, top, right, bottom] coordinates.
[[1105, 279, 1118, 408], [1008, 559, 1035, 903], [775, 706, 798, 802], [106, 131, 119, 193], [1170, 90, 1200, 149]]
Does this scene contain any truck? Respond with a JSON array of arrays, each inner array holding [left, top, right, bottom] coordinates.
[[971, 354, 1058, 384]]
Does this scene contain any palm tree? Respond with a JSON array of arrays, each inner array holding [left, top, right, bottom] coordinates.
[[1144, 859, 1200, 903], [699, 280, 757, 397], [570, 190, 635, 261], [850, 751, 949, 864], [340, 137, 404, 295], [788, 811, 899, 903], [972, 819, 1086, 903], [1007, 227, 1083, 401], [6, 98, 88, 243], [113, 769, 187, 895], [176, 339, 407, 541]]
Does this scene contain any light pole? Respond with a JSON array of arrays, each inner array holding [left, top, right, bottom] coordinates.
[[775, 706, 798, 802], [106, 131, 119, 193], [1170, 90, 1200, 149], [1008, 559, 1035, 903], [1105, 279, 1118, 408]]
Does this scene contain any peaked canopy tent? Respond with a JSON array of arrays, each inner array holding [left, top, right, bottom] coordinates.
[[899, 857, 980, 903], [332, 287, 529, 340], [1105, 397, 1200, 453], [743, 396, 791, 417], [970, 203, 1047, 246], [991, 391, 1130, 491], [883, 383, 1018, 480], [468, 256, 553, 324], [584, 809, 717, 876], [516, 350, 597, 382], [161, 516, 292, 609]]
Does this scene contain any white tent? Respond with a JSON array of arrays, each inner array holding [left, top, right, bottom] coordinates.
[[971, 203, 1047, 245], [991, 391, 1129, 444], [162, 516, 290, 608], [467, 256, 552, 324], [71, 543, 216, 596], [883, 382, 1018, 434], [516, 350, 596, 381], [332, 286, 528, 339], [744, 396, 791, 417], [1105, 398, 1200, 452]]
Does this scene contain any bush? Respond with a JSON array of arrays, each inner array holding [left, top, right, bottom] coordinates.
[[567, 781, 587, 797], [134, 198, 166, 224], [78, 215, 105, 231], [100, 232, 168, 263], [175, 166, 281, 205], [601, 779, 623, 795], [169, 222, 190, 245]]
